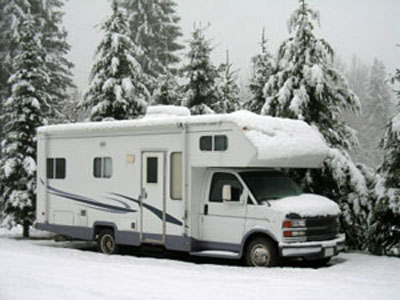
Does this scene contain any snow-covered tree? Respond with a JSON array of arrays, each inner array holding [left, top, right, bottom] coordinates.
[[152, 72, 181, 105], [212, 51, 241, 113], [181, 26, 218, 115], [263, 0, 370, 249], [121, 0, 184, 92], [245, 28, 275, 114], [344, 57, 394, 168], [374, 60, 400, 254], [80, 0, 149, 121], [0, 12, 50, 238], [0, 0, 28, 158], [0, 0, 74, 143]]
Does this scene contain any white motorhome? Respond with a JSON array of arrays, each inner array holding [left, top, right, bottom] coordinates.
[[35, 106, 345, 267]]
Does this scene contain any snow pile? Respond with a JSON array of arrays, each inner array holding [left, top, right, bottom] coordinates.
[[145, 105, 191, 118], [230, 111, 329, 167], [38, 109, 329, 168], [270, 193, 341, 217]]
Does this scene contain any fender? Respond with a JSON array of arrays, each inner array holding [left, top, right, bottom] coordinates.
[[239, 228, 279, 257]]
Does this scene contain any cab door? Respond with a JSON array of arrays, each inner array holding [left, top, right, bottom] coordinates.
[[201, 172, 247, 245]]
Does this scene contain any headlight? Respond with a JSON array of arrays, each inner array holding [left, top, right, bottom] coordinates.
[[282, 219, 306, 228]]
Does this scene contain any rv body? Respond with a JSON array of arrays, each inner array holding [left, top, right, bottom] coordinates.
[[35, 108, 345, 266]]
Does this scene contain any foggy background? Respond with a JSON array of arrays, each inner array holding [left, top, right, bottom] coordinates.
[[64, 0, 400, 93]]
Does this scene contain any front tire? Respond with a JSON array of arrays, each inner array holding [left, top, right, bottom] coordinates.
[[97, 229, 118, 254], [245, 237, 279, 267]]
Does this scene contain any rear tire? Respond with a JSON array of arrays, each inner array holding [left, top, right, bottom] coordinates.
[[97, 229, 118, 254], [245, 237, 279, 267]]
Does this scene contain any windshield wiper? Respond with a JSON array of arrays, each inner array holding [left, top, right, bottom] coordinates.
[[258, 197, 280, 207]]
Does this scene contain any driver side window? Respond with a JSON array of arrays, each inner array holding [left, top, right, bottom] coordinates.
[[209, 173, 243, 202]]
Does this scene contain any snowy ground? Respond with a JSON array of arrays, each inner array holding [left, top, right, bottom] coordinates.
[[0, 228, 399, 300]]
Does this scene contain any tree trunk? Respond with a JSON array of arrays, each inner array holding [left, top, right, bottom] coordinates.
[[23, 221, 30, 238]]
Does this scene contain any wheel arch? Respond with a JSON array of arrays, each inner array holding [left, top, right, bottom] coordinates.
[[93, 221, 118, 240], [240, 229, 279, 258]]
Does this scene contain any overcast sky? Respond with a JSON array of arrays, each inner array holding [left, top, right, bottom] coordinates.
[[63, 0, 400, 92]]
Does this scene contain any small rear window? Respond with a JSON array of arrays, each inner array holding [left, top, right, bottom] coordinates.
[[199, 135, 228, 151], [215, 135, 228, 151], [200, 136, 212, 151]]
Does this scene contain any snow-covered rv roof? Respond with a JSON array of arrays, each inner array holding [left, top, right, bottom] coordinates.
[[38, 107, 330, 168]]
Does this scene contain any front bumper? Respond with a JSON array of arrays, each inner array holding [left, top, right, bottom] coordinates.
[[279, 234, 345, 260]]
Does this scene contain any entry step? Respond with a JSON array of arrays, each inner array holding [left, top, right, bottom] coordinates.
[[190, 250, 240, 259]]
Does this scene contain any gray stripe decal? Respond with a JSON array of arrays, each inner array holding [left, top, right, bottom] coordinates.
[[110, 193, 183, 226]]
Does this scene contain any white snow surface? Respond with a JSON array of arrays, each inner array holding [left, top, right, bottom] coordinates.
[[0, 227, 399, 300], [270, 193, 341, 217], [38, 109, 330, 168], [145, 105, 191, 117]]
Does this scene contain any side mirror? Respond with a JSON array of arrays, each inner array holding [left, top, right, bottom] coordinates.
[[222, 185, 232, 202]]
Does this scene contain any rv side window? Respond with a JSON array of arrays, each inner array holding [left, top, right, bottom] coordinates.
[[200, 136, 212, 151], [93, 157, 112, 178], [209, 173, 243, 202], [147, 157, 158, 183], [170, 152, 182, 200], [47, 158, 66, 179], [200, 135, 228, 151], [214, 135, 228, 151]]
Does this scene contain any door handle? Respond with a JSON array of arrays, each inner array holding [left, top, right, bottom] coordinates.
[[204, 204, 208, 216]]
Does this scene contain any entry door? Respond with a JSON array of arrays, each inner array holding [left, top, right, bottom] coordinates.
[[201, 172, 247, 245], [141, 152, 165, 243]]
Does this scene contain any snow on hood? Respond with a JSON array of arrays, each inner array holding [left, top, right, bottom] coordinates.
[[270, 193, 341, 217]]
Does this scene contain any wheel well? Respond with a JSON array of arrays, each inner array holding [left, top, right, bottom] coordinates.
[[94, 225, 114, 240], [242, 232, 277, 256]]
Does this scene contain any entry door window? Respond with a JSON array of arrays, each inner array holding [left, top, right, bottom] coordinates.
[[146, 157, 158, 183], [209, 173, 243, 202]]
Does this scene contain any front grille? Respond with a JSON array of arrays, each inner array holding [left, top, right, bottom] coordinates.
[[305, 216, 338, 241]]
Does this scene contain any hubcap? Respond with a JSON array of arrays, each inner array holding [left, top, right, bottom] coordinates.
[[251, 244, 270, 266], [101, 234, 115, 254]]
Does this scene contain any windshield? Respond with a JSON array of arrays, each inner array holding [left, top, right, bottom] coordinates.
[[240, 171, 302, 204]]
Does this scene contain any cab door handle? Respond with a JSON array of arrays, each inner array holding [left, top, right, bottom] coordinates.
[[204, 204, 208, 216]]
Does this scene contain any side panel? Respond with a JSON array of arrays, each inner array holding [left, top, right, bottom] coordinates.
[[37, 129, 185, 246]]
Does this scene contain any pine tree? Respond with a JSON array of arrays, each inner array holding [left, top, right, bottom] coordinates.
[[80, 0, 149, 121], [245, 28, 274, 114], [344, 57, 394, 168], [213, 51, 241, 113], [32, 0, 75, 118], [0, 0, 28, 159], [121, 0, 184, 92], [0, 11, 50, 238], [0, 0, 74, 140], [262, 0, 370, 249], [152, 72, 181, 105], [374, 59, 400, 254], [182, 25, 218, 115]]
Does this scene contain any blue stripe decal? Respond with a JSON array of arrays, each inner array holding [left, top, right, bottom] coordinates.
[[111, 193, 183, 226], [47, 186, 137, 214], [41, 180, 183, 226]]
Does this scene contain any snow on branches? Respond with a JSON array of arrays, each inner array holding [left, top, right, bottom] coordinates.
[[80, 0, 150, 121], [0, 11, 50, 237]]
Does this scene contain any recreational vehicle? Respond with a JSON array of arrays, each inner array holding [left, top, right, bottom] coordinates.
[[35, 106, 345, 267]]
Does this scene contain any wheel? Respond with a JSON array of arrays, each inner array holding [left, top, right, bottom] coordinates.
[[245, 237, 279, 267], [97, 229, 118, 254]]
